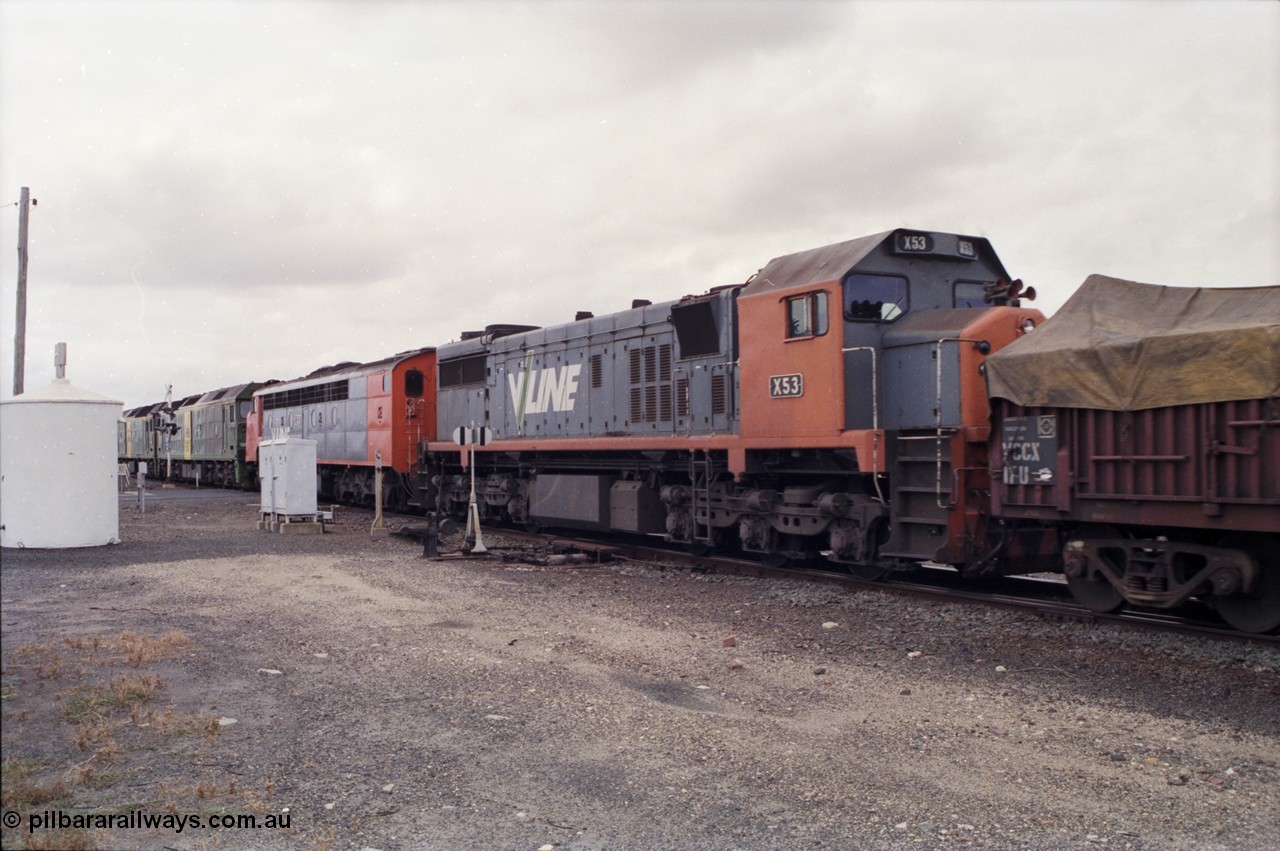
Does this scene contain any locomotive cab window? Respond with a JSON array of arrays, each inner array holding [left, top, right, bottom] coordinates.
[[785, 291, 828, 339], [404, 369, 424, 398], [843, 273, 908, 322]]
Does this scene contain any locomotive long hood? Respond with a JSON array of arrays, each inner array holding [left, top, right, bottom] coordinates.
[[985, 275, 1280, 411]]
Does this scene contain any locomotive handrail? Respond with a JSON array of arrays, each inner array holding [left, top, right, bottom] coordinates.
[[841, 346, 885, 504], [934, 337, 990, 509], [934, 337, 957, 508]]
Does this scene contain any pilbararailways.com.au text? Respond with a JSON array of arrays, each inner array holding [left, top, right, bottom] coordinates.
[[5, 808, 292, 835]]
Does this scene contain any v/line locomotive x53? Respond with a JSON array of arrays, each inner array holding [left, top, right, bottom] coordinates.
[[425, 228, 1042, 570], [420, 227, 1278, 633]]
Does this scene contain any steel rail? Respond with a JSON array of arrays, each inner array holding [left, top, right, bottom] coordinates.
[[476, 528, 1279, 646]]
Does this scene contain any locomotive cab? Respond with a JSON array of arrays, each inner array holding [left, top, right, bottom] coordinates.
[[738, 229, 1031, 437], [737, 228, 1043, 569]]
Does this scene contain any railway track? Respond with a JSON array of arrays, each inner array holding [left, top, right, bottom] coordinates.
[[422, 523, 1280, 646]]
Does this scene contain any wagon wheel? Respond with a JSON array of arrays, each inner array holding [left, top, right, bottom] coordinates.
[[1215, 535, 1280, 634], [1063, 527, 1125, 613], [1065, 571, 1125, 613]]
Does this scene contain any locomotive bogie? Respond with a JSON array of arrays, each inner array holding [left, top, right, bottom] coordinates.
[[423, 442, 892, 566]]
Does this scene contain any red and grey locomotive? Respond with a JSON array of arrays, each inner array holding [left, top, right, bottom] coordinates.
[[423, 229, 1041, 568]]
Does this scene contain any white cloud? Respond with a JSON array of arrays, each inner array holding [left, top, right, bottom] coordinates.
[[1, 0, 1275, 406]]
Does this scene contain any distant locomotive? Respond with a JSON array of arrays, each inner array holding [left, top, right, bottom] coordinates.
[[245, 348, 436, 511], [118, 400, 174, 476], [171, 383, 265, 487], [120, 385, 266, 487]]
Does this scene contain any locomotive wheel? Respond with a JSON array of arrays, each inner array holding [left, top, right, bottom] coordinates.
[[1215, 536, 1280, 634], [1065, 572, 1125, 613]]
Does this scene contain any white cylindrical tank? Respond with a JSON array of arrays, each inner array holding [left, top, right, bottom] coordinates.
[[0, 350, 123, 548]]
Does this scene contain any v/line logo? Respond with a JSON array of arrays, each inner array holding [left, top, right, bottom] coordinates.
[[509, 362, 582, 416]]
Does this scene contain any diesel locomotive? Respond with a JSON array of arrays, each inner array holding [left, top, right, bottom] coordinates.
[[118, 383, 264, 487], [120, 349, 438, 510], [424, 228, 1043, 578], [245, 348, 437, 511]]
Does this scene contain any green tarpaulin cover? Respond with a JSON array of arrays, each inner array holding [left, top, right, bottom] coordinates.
[[985, 275, 1280, 411]]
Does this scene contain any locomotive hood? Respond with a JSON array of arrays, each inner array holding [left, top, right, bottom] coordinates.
[[985, 275, 1280, 411]]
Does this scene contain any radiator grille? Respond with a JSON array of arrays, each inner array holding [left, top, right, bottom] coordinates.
[[628, 343, 675, 424], [711, 373, 727, 415]]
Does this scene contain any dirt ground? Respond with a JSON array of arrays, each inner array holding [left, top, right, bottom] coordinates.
[[2, 487, 1278, 850]]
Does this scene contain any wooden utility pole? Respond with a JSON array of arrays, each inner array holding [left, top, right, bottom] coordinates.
[[12, 186, 32, 396]]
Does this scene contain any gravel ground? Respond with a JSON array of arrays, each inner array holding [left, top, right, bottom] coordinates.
[[2, 487, 1278, 851]]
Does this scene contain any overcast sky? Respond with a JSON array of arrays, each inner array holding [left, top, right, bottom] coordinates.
[[1, 0, 1276, 407]]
